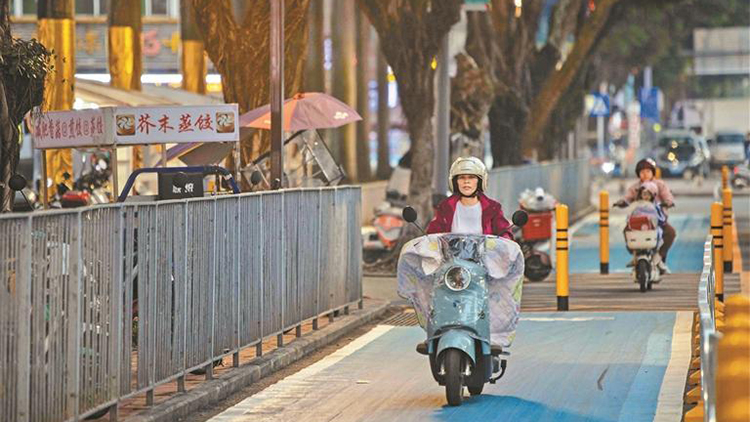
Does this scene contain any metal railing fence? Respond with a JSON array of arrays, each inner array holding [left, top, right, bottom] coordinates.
[[487, 159, 590, 217], [697, 235, 719, 422], [0, 186, 362, 422]]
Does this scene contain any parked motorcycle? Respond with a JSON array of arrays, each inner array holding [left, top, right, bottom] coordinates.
[[515, 188, 556, 282], [731, 162, 750, 190], [398, 206, 527, 406], [623, 201, 664, 292]]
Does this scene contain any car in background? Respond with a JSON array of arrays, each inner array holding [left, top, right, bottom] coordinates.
[[708, 131, 747, 167], [653, 130, 711, 178]]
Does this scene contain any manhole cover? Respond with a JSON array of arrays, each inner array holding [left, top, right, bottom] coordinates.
[[381, 311, 419, 326]]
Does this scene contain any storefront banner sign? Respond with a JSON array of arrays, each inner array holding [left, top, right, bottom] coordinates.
[[113, 104, 239, 145], [32, 108, 111, 149], [33, 104, 239, 149]]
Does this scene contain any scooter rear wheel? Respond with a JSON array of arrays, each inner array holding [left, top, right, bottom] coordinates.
[[636, 260, 649, 293], [444, 349, 464, 406]]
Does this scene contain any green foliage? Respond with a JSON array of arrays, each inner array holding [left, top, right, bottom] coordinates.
[[0, 36, 52, 123]]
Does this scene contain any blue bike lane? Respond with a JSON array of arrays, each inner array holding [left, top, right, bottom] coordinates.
[[206, 312, 691, 422]]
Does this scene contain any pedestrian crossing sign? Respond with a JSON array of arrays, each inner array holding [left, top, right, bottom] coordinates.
[[587, 93, 610, 117]]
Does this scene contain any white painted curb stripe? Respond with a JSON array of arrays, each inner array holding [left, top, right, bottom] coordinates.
[[654, 311, 693, 422], [207, 325, 394, 422]]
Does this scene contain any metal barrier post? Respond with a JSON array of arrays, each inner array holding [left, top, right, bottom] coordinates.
[[722, 165, 729, 189], [599, 191, 609, 275], [722, 188, 734, 274], [556, 204, 569, 311], [711, 203, 725, 302], [716, 295, 750, 422]]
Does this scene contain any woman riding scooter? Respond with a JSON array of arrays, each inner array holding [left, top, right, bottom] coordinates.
[[426, 156, 512, 239], [398, 157, 525, 406], [614, 158, 676, 273]]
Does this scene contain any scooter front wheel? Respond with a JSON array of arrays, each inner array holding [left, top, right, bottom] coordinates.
[[443, 349, 464, 406], [636, 260, 649, 293]]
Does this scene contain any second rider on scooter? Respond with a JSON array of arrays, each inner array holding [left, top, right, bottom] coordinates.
[[614, 158, 676, 273]]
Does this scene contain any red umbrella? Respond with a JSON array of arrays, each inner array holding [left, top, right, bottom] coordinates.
[[239, 92, 362, 131]]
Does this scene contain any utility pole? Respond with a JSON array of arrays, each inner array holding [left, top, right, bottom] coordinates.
[[375, 50, 391, 180], [435, 33, 450, 196], [355, 8, 372, 181], [270, 0, 284, 189], [37, 0, 75, 206]]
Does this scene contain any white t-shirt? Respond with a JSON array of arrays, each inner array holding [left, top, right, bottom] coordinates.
[[451, 201, 483, 234]]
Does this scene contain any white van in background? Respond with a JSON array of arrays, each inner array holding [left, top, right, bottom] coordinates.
[[708, 131, 747, 167]]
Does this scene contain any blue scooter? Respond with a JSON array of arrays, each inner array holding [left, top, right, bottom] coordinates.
[[400, 207, 527, 406]]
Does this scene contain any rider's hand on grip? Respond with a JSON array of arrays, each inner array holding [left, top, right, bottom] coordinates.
[[613, 200, 628, 208]]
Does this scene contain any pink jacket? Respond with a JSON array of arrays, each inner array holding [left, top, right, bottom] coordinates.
[[426, 193, 513, 240], [623, 179, 675, 206]]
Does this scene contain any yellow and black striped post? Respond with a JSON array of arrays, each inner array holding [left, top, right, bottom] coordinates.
[[723, 187, 734, 274], [556, 204, 569, 311], [711, 202, 725, 302], [721, 166, 729, 189], [599, 191, 609, 274], [655, 167, 662, 179]]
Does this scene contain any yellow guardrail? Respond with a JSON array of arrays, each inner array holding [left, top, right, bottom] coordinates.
[[685, 201, 749, 422]]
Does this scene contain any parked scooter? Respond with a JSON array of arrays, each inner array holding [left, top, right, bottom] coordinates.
[[623, 201, 664, 292], [515, 188, 556, 282], [398, 206, 527, 406], [362, 158, 411, 263]]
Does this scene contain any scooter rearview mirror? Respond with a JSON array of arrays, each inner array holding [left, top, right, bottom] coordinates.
[[250, 170, 263, 186], [8, 174, 27, 191], [402, 206, 418, 223], [512, 210, 529, 227], [8, 174, 33, 212]]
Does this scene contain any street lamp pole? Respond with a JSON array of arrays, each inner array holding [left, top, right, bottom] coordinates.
[[270, 0, 284, 189]]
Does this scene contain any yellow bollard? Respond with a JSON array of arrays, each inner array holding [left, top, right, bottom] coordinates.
[[722, 165, 729, 189], [712, 202, 725, 301], [599, 191, 609, 275], [716, 330, 750, 422], [556, 204, 569, 311], [655, 166, 662, 179], [722, 188, 734, 274]]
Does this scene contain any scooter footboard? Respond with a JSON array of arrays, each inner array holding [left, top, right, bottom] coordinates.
[[436, 330, 477, 366]]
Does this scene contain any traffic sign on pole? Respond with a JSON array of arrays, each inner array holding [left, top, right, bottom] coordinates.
[[588, 93, 610, 117]]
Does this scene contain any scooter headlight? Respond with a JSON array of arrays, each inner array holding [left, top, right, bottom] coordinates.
[[444, 266, 471, 291]]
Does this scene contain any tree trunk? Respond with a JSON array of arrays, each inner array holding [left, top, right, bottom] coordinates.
[[521, 0, 620, 155], [180, 0, 206, 94], [192, 0, 310, 165], [355, 8, 372, 182], [332, 0, 358, 181], [109, 0, 142, 91], [304, 0, 325, 92], [38, 0, 74, 200], [375, 49, 390, 180], [0, 78, 19, 212], [488, 94, 525, 166]]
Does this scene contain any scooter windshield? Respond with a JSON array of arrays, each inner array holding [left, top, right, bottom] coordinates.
[[397, 234, 525, 347]]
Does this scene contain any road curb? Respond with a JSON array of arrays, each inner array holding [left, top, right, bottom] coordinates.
[[122, 301, 393, 422]]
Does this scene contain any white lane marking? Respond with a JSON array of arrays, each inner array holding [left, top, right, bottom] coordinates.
[[207, 325, 395, 422], [653, 311, 693, 422], [520, 317, 616, 322]]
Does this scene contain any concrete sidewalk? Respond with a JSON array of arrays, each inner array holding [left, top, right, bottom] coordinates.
[[122, 299, 392, 422]]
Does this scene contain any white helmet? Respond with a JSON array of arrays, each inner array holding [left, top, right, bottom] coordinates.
[[449, 156, 488, 193]]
